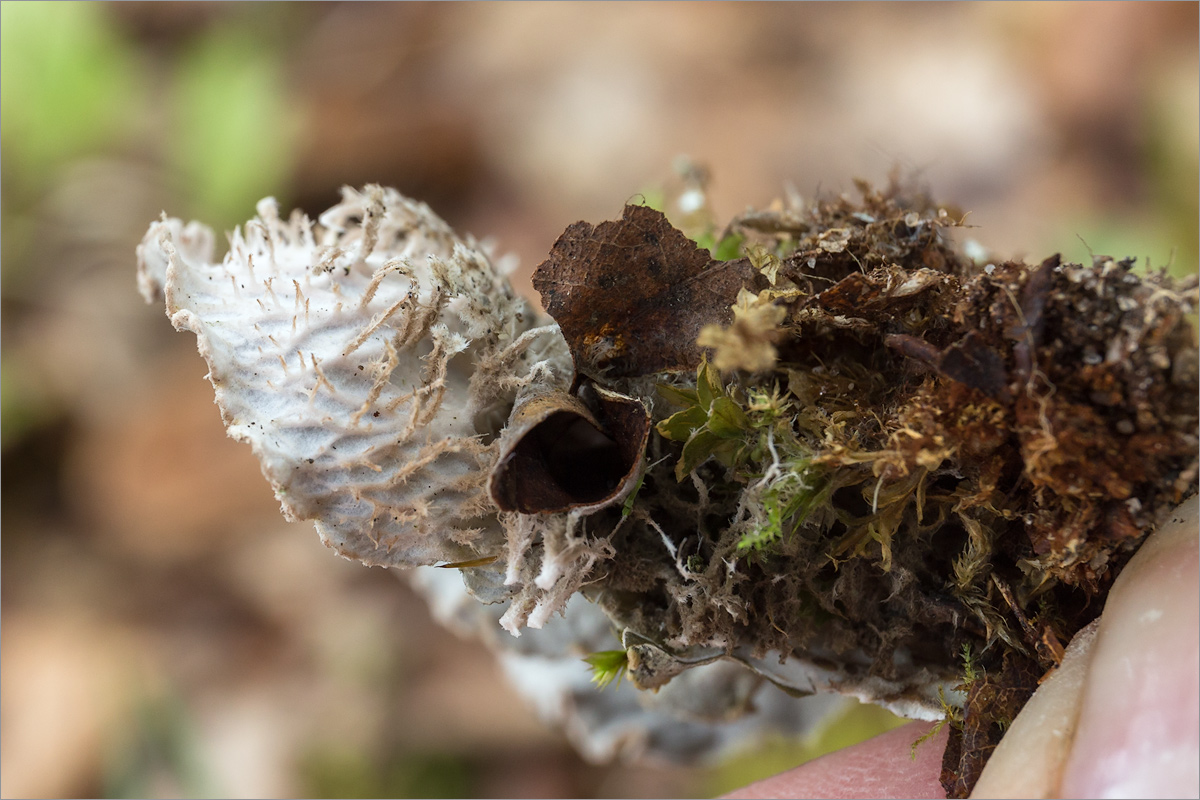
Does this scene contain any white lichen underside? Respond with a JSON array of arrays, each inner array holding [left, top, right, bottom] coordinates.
[[138, 185, 568, 568]]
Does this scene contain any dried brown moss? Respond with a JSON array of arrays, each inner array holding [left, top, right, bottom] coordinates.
[[525, 179, 1198, 794]]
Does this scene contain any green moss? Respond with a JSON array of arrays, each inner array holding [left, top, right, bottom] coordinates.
[[736, 462, 829, 555], [541, 179, 1195, 796], [583, 649, 629, 690], [657, 358, 756, 480]]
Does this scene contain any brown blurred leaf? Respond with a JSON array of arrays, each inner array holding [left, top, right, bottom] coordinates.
[[532, 204, 761, 379]]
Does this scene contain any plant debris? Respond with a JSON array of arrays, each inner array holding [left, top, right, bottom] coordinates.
[[522, 179, 1198, 793], [139, 179, 1198, 791], [533, 203, 765, 379]]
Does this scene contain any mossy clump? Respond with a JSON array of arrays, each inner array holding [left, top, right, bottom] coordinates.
[[530, 179, 1198, 795]]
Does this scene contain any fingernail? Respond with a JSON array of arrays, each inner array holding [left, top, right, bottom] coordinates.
[[1059, 495, 1200, 799], [969, 618, 1100, 798]]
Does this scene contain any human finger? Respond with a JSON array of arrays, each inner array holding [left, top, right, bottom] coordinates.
[[722, 721, 948, 799], [972, 495, 1199, 798]]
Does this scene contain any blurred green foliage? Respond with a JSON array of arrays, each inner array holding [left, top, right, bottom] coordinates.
[[300, 748, 475, 799], [1, 1, 302, 450], [167, 21, 301, 232], [700, 699, 908, 797], [103, 690, 212, 799], [0, 1, 145, 194], [0, 358, 57, 451], [1052, 70, 1199, 279], [1146, 66, 1200, 277], [1056, 214, 1193, 281], [1, 2, 301, 229]]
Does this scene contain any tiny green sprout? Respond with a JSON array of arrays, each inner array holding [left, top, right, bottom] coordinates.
[[621, 473, 646, 520], [910, 685, 963, 760], [961, 642, 979, 683], [657, 357, 757, 481], [745, 384, 788, 422], [583, 649, 629, 690]]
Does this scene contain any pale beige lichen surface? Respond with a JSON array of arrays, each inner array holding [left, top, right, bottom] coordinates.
[[137, 185, 570, 569]]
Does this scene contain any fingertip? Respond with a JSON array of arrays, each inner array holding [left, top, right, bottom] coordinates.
[[722, 721, 948, 800], [1059, 495, 1200, 799], [969, 618, 1100, 798]]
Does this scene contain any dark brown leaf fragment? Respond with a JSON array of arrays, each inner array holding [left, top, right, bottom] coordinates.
[[1007, 252, 1058, 383], [937, 331, 1012, 402], [813, 272, 885, 315], [886, 331, 1012, 402], [532, 204, 762, 379]]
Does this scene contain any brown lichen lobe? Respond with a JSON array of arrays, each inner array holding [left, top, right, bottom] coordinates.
[[525, 180, 1198, 792], [489, 385, 650, 514]]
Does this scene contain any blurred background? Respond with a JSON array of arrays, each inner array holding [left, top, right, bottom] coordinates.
[[2, 2, 1196, 797]]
